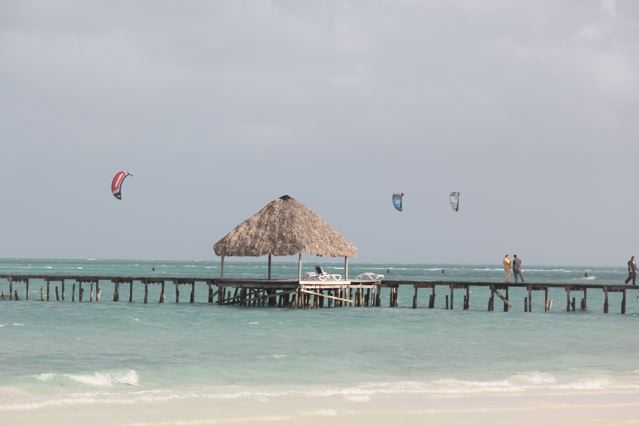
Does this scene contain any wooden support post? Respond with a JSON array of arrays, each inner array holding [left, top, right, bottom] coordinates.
[[583, 288, 587, 311], [175, 282, 180, 303], [79, 283, 84, 302], [571, 297, 576, 312], [96, 282, 101, 302], [621, 289, 627, 314], [524, 296, 528, 312], [240, 288, 246, 306], [376, 285, 381, 307], [603, 288, 609, 313], [208, 283, 213, 303], [89, 282, 94, 302], [527, 286, 532, 312], [13, 290, 18, 301], [159, 281, 165, 303], [544, 288, 549, 312], [25, 279, 29, 301], [190, 282, 195, 304], [9, 278, 13, 301], [490, 285, 495, 311], [449, 286, 454, 310], [429, 287, 435, 308], [465, 286, 470, 310], [412, 287, 418, 309], [144, 282, 148, 304], [113, 281, 119, 302], [40, 286, 44, 301], [129, 281, 133, 303], [72, 283, 76, 302], [566, 288, 571, 312], [445, 295, 449, 310], [55, 286, 59, 301], [47, 280, 50, 301], [504, 286, 509, 312], [61, 280, 65, 301]]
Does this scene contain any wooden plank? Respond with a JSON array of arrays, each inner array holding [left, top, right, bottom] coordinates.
[[493, 289, 512, 308], [300, 289, 354, 304]]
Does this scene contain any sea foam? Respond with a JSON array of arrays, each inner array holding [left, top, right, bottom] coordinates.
[[34, 370, 139, 387]]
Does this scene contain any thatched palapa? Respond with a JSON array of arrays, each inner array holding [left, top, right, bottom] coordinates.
[[213, 195, 357, 280]]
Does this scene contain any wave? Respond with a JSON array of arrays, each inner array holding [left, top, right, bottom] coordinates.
[[33, 370, 139, 387], [2, 373, 636, 412]]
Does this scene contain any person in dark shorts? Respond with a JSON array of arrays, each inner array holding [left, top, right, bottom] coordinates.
[[625, 256, 636, 285], [513, 254, 524, 283]]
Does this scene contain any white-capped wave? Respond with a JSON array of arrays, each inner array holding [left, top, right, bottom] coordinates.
[[509, 371, 557, 385], [12, 323, 25, 327], [35, 373, 54, 381], [65, 370, 139, 387], [2, 375, 634, 413], [30, 370, 139, 387], [551, 379, 610, 391]]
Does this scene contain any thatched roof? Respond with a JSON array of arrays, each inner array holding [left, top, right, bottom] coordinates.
[[213, 195, 357, 257]]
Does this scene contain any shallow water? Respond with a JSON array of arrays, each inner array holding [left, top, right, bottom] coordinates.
[[0, 258, 638, 414]]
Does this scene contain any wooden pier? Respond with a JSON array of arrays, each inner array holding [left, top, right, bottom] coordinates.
[[0, 274, 636, 314]]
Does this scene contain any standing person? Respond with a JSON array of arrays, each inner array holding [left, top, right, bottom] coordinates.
[[513, 254, 524, 283], [503, 254, 511, 283], [624, 256, 636, 285]]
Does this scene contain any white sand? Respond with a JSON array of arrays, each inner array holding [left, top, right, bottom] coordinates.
[[3, 390, 639, 426]]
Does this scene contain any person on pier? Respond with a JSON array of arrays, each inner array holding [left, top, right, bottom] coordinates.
[[513, 254, 524, 283], [624, 256, 636, 285], [502, 254, 511, 283]]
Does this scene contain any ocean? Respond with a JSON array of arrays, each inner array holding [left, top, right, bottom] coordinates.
[[1, 258, 638, 425]]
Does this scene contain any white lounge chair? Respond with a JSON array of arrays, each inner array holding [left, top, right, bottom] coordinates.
[[356, 272, 384, 281], [315, 265, 342, 281]]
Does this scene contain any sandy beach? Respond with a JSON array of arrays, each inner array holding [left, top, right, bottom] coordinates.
[[3, 388, 639, 426]]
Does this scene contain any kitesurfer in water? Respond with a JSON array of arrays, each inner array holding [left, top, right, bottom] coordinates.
[[503, 255, 511, 283]]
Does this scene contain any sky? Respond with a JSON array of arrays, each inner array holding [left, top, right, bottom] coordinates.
[[1, 0, 638, 266]]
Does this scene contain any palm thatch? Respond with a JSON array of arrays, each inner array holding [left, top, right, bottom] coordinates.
[[213, 195, 357, 257]]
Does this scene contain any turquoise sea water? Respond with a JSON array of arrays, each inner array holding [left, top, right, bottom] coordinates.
[[1, 258, 638, 413]]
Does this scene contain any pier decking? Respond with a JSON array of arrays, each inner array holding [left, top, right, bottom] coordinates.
[[0, 274, 636, 313]]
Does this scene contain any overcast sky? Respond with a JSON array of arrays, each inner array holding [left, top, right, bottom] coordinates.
[[1, 0, 638, 266]]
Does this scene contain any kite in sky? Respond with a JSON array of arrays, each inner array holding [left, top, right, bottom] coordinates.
[[392, 193, 404, 212], [449, 192, 460, 212], [111, 171, 132, 200]]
